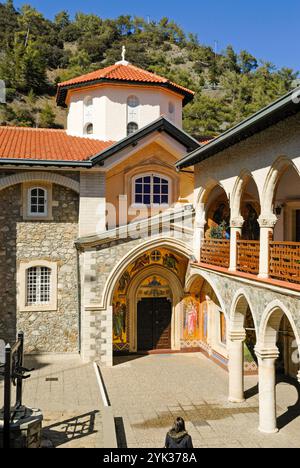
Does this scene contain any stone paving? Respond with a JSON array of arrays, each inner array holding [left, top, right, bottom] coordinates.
[[101, 353, 300, 448], [0, 355, 104, 448]]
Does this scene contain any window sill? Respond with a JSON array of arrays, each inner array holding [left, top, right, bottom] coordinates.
[[19, 304, 57, 313], [22, 215, 54, 222]]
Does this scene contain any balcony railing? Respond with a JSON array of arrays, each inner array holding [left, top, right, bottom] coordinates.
[[200, 239, 230, 268], [237, 240, 260, 275], [269, 241, 300, 284]]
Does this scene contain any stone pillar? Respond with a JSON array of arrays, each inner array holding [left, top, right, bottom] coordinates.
[[229, 216, 244, 272], [258, 215, 277, 279], [228, 330, 246, 403], [256, 347, 280, 434]]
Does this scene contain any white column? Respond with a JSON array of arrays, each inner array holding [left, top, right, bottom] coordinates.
[[297, 370, 300, 385], [193, 208, 206, 262], [228, 330, 246, 403], [256, 348, 280, 434], [229, 216, 244, 272], [258, 215, 277, 279]]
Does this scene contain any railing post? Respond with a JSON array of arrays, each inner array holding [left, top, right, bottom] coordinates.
[[3, 344, 12, 449], [229, 217, 244, 272], [16, 331, 24, 408], [258, 215, 277, 279]]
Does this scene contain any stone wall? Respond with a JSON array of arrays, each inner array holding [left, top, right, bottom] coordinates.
[[80, 229, 193, 364], [188, 265, 300, 337], [0, 182, 79, 353]]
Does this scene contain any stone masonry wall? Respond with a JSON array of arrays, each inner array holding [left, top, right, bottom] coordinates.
[[80, 229, 193, 364], [0, 182, 79, 353]]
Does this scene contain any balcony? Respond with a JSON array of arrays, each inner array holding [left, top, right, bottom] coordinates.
[[237, 240, 260, 275], [269, 241, 300, 284], [199, 238, 300, 287], [200, 239, 230, 269]]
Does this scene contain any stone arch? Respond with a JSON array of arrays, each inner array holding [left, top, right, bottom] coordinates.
[[261, 156, 299, 216], [103, 237, 193, 310], [185, 272, 227, 320], [126, 264, 184, 352], [231, 170, 261, 220], [196, 178, 228, 207], [230, 289, 258, 335], [0, 172, 80, 194], [258, 299, 300, 352]]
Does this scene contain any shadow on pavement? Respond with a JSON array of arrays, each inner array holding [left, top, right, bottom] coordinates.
[[276, 375, 300, 430], [42, 410, 99, 448]]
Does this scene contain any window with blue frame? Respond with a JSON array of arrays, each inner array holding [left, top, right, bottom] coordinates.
[[134, 174, 170, 205]]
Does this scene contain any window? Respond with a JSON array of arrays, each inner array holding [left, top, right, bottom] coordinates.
[[127, 122, 139, 136], [28, 187, 47, 217], [127, 95, 139, 108], [127, 95, 139, 133], [133, 174, 170, 206], [84, 96, 93, 122], [18, 260, 57, 312], [26, 266, 51, 306], [150, 250, 162, 262], [85, 123, 94, 135], [168, 102, 175, 121]]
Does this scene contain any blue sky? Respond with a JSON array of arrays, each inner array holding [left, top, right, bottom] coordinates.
[[13, 0, 300, 71]]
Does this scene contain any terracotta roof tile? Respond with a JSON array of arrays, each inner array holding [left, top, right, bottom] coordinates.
[[0, 126, 114, 162], [57, 63, 194, 106]]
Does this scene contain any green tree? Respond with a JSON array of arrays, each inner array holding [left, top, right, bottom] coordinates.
[[39, 102, 56, 128]]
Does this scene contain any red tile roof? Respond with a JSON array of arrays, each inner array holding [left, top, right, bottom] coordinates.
[[57, 63, 195, 107], [0, 126, 114, 162]]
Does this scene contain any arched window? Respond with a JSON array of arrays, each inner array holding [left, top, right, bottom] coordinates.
[[127, 95, 139, 132], [133, 174, 170, 206], [85, 123, 94, 135], [127, 95, 139, 109], [28, 187, 47, 217], [26, 266, 51, 306], [84, 96, 93, 121], [168, 102, 175, 121], [127, 122, 139, 136]]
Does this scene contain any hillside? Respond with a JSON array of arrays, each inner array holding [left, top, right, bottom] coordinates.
[[0, 0, 299, 138]]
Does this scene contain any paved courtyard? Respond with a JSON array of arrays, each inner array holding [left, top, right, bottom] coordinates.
[[101, 353, 300, 448], [1, 355, 104, 448]]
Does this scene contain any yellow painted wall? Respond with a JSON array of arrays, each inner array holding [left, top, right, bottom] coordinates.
[[106, 141, 194, 226]]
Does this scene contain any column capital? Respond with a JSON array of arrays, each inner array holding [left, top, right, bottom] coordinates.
[[229, 329, 246, 342], [258, 214, 278, 229], [230, 216, 244, 229], [255, 346, 280, 361]]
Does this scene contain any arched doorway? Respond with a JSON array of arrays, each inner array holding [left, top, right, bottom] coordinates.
[[257, 303, 300, 433], [200, 184, 231, 268], [228, 293, 258, 403], [111, 248, 187, 355]]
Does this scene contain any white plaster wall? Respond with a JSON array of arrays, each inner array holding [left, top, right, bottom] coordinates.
[[66, 84, 183, 140], [194, 114, 300, 214]]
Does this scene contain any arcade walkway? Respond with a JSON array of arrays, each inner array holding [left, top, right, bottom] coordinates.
[[101, 353, 300, 448]]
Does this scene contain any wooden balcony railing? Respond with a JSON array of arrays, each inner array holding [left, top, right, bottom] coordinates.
[[237, 240, 260, 275], [269, 241, 300, 284], [200, 239, 230, 268]]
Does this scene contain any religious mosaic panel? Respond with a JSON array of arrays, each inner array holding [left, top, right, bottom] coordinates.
[[113, 248, 188, 353]]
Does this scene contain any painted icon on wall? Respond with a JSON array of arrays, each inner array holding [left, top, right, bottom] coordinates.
[[183, 297, 200, 340], [113, 301, 126, 344]]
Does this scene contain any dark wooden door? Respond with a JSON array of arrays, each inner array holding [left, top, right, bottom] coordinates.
[[137, 298, 172, 351]]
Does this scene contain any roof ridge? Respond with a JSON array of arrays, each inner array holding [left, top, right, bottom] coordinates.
[[0, 126, 66, 133]]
